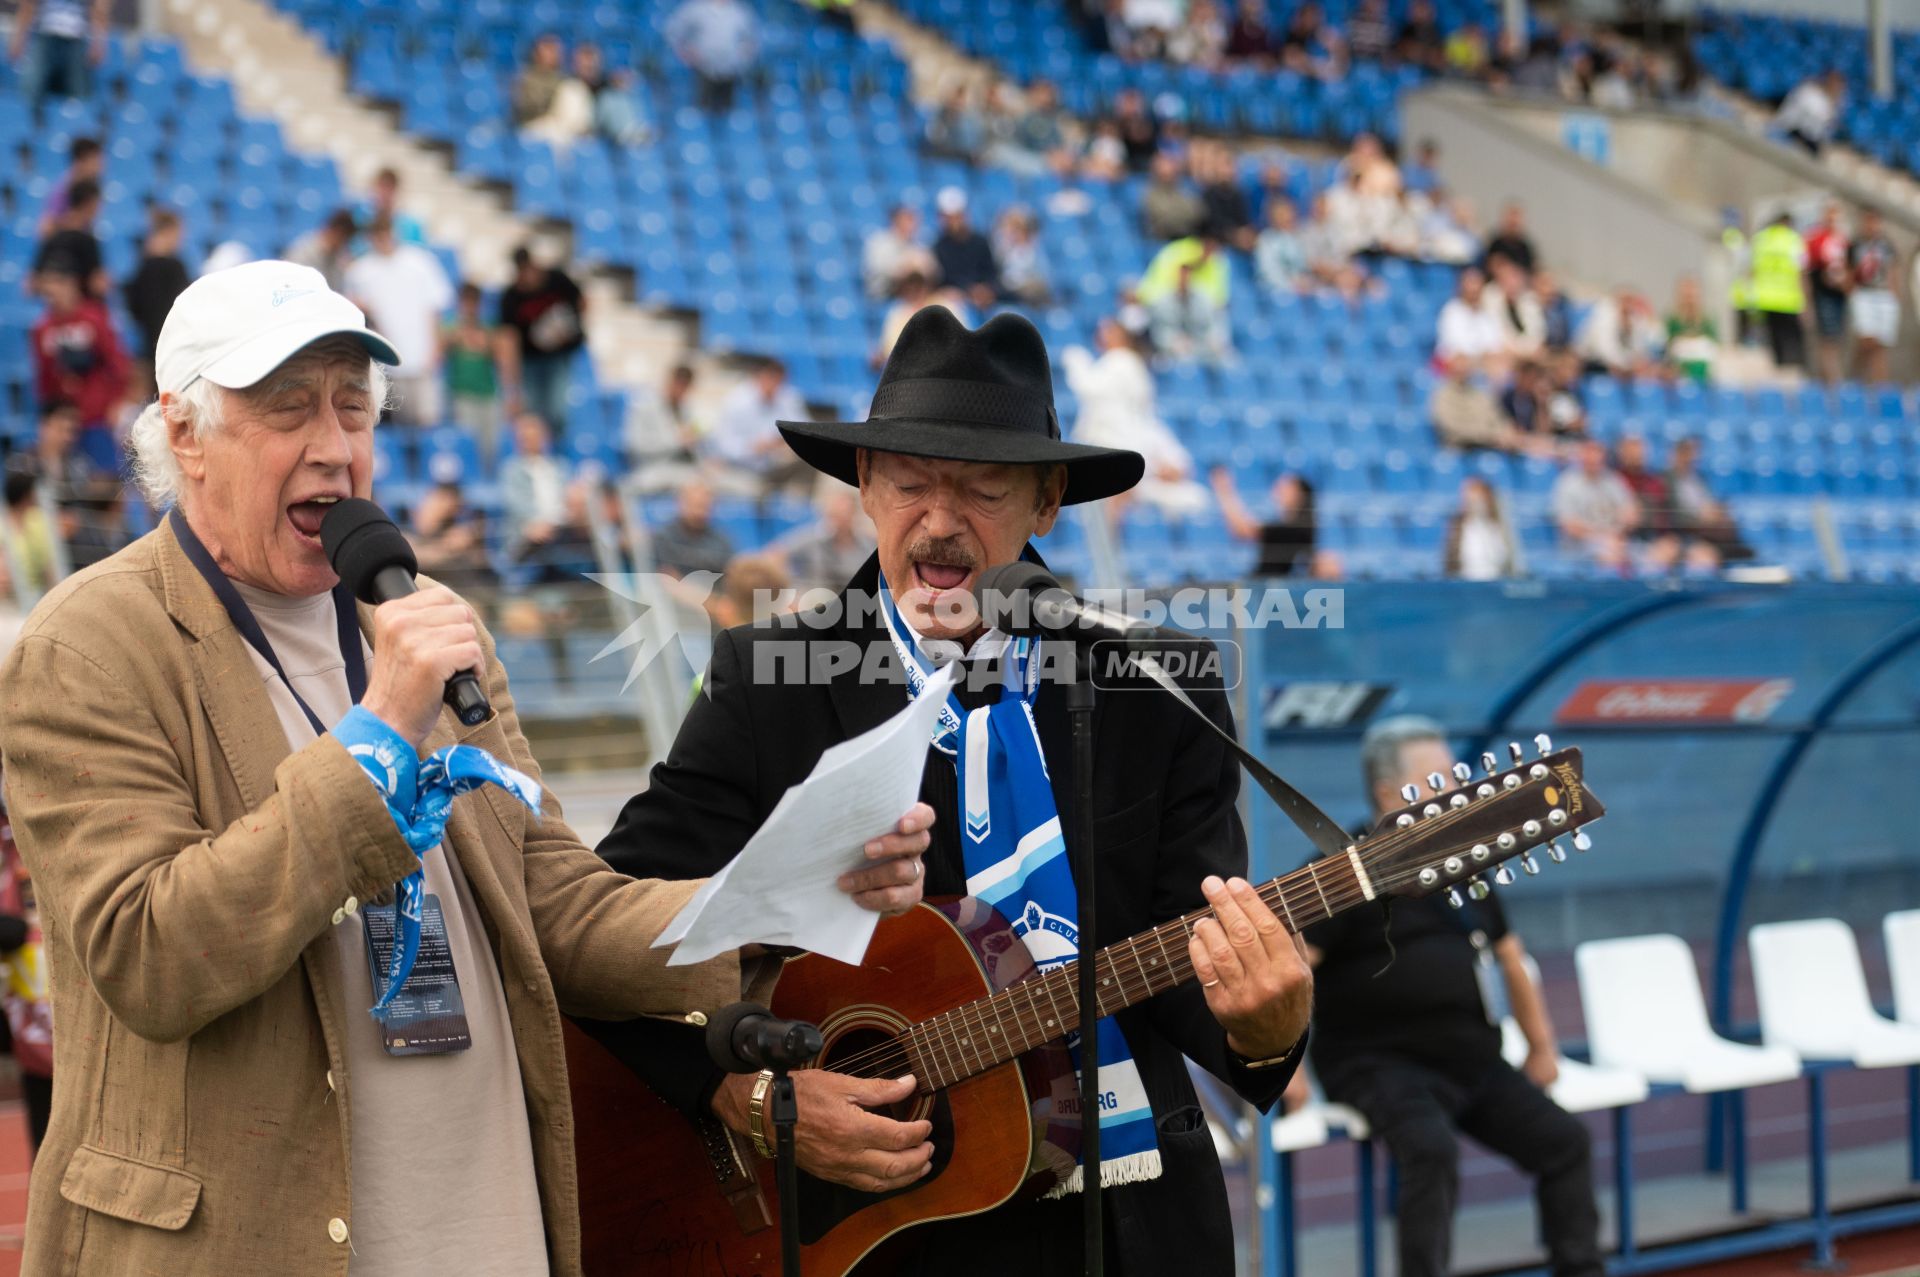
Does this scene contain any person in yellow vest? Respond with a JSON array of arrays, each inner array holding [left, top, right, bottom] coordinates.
[[1137, 225, 1233, 365], [1721, 207, 1755, 346], [1750, 211, 1808, 370]]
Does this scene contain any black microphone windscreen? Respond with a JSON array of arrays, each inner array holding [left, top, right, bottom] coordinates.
[[321, 498, 417, 605], [704, 1001, 771, 1074], [975, 561, 1063, 634]]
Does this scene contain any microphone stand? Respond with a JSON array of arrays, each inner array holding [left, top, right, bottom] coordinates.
[[1061, 642, 1104, 1277], [772, 1066, 804, 1277]]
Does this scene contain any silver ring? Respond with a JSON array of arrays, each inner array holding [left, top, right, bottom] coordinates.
[[912, 859, 923, 880], [1202, 979, 1221, 988]]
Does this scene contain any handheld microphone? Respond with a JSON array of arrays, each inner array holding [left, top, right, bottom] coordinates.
[[974, 561, 1155, 643], [320, 497, 492, 727], [704, 1002, 826, 1074]]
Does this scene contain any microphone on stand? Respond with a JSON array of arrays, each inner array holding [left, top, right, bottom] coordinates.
[[320, 497, 492, 726], [974, 561, 1155, 644], [704, 1002, 825, 1074]]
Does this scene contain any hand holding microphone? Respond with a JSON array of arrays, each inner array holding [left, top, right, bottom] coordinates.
[[321, 498, 492, 749]]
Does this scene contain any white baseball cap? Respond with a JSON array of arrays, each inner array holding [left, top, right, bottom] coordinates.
[[155, 259, 400, 396], [935, 186, 968, 216]]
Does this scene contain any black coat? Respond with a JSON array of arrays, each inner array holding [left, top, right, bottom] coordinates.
[[589, 553, 1298, 1275]]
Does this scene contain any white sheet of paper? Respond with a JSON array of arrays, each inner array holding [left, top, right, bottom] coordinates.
[[659, 662, 959, 967]]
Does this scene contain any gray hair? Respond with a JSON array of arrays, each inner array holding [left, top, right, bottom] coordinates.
[[1360, 714, 1448, 805], [126, 337, 390, 508]]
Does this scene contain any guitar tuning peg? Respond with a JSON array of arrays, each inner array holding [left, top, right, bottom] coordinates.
[[1426, 771, 1447, 794], [1545, 841, 1568, 864], [1446, 888, 1465, 909], [1467, 877, 1491, 900], [1401, 783, 1420, 803], [1533, 732, 1553, 756], [1494, 865, 1515, 886], [1507, 741, 1524, 764], [1573, 829, 1593, 852], [1451, 761, 1472, 784], [1480, 751, 1499, 775], [1520, 850, 1541, 876]]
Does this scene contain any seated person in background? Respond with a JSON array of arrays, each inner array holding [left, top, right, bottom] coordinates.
[[770, 484, 876, 591], [1666, 437, 1752, 568], [1435, 267, 1510, 380], [650, 477, 735, 579], [1064, 318, 1211, 518], [1550, 439, 1638, 569], [1299, 194, 1374, 300], [500, 412, 588, 579], [1211, 467, 1316, 575], [1663, 276, 1719, 383], [1255, 197, 1310, 294], [1143, 151, 1207, 242], [1285, 716, 1602, 1277], [1138, 228, 1234, 365], [407, 474, 495, 592], [876, 272, 975, 367], [1431, 358, 1533, 454], [703, 552, 789, 631], [1613, 434, 1682, 571], [1534, 269, 1575, 351], [1482, 255, 1546, 357], [1575, 287, 1665, 380], [992, 206, 1053, 306], [924, 86, 985, 162], [1481, 201, 1538, 276], [1545, 350, 1591, 439], [704, 357, 811, 495], [1443, 475, 1516, 579], [1195, 141, 1258, 253], [1500, 358, 1549, 437], [931, 187, 1004, 311], [863, 204, 939, 301]]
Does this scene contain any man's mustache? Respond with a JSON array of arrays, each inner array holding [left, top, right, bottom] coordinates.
[[907, 539, 979, 570]]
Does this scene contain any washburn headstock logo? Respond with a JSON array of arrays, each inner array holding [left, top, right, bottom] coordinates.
[[1550, 761, 1585, 813]]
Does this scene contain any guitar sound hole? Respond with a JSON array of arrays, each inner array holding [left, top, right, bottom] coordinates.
[[821, 1027, 929, 1123]]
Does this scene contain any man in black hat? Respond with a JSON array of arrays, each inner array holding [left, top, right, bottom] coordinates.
[[588, 306, 1311, 1273]]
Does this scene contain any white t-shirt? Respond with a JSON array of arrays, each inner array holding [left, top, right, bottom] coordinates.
[[1436, 297, 1508, 362], [1775, 80, 1836, 142], [345, 245, 456, 372]]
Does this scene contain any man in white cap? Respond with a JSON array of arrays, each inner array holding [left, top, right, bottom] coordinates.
[[0, 260, 934, 1276], [932, 185, 1003, 312]]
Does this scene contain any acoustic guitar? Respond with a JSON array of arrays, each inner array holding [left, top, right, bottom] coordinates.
[[567, 743, 1605, 1276]]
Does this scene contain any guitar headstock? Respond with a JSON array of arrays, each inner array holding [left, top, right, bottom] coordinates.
[[1355, 736, 1605, 907]]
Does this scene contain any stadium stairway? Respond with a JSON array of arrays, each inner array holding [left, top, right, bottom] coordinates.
[[154, 0, 740, 421]]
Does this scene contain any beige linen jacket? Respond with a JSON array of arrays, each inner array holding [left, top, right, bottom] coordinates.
[[0, 521, 743, 1275]]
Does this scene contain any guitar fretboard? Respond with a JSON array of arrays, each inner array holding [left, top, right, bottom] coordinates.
[[899, 853, 1366, 1093]]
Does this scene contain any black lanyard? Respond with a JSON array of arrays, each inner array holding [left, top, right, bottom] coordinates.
[[170, 507, 367, 737]]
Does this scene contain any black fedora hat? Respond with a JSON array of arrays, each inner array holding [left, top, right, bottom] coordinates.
[[776, 306, 1144, 505]]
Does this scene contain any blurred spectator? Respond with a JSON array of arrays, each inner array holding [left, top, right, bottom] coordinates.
[[1666, 437, 1751, 566], [60, 480, 129, 572], [18, 404, 101, 506], [497, 245, 587, 434], [932, 188, 1003, 310], [1413, 190, 1480, 264], [1482, 202, 1537, 275], [876, 272, 973, 366], [408, 478, 495, 592], [1339, 133, 1401, 199], [627, 362, 701, 473], [1444, 22, 1490, 78], [707, 553, 789, 629], [863, 205, 939, 300], [1137, 229, 1233, 365], [1482, 256, 1546, 356], [1120, 0, 1184, 59], [1534, 269, 1574, 350], [1143, 152, 1206, 242], [442, 283, 501, 455], [31, 176, 105, 298], [991, 80, 1075, 177], [992, 207, 1053, 306], [1348, 0, 1393, 62], [1750, 211, 1808, 370], [283, 208, 358, 292], [1212, 468, 1317, 576], [1575, 287, 1664, 380], [359, 167, 427, 246], [500, 412, 577, 564], [1774, 69, 1844, 156], [1435, 267, 1509, 378], [1064, 318, 1210, 518], [1112, 88, 1161, 173], [1551, 439, 1637, 569], [1431, 363, 1524, 452], [1805, 200, 1850, 383], [1614, 434, 1674, 532], [122, 208, 189, 396], [1255, 198, 1309, 294], [31, 266, 127, 445], [1499, 359, 1550, 436], [1848, 208, 1900, 383], [651, 479, 736, 578], [1510, 33, 1564, 94], [1395, 0, 1446, 71], [513, 33, 568, 125], [707, 357, 808, 493], [666, 0, 760, 113], [10, 0, 107, 107], [1226, 0, 1278, 61], [1080, 119, 1129, 181], [1, 472, 56, 598], [572, 42, 652, 146], [1195, 142, 1257, 253], [1279, 2, 1344, 78], [1300, 194, 1371, 299], [1444, 476, 1517, 579], [1403, 138, 1441, 195], [1168, 0, 1228, 65], [345, 216, 456, 426], [1545, 350, 1590, 438], [37, 136, 102, 238], [772, 485, 876, 590], [1663, 276, 1719, 384], [925, 86, 986, 162]]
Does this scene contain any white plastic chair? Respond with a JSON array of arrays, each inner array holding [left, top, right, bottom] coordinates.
[[1885, 909, 1920, 1025], [1751, 919, 1920, 1068], [1499, 953, 1650, 1112], [1576, 934, 1801, 1092]]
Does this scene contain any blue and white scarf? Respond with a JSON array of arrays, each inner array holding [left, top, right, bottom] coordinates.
[[879, 578, 1162, 1192]]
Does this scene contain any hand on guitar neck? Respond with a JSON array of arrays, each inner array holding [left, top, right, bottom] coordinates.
[[1191, 874, 1315, 1062]]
